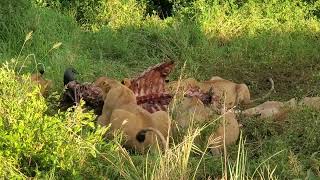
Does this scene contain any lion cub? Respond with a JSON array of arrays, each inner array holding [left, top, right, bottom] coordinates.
[[174, 96, 212, 129], [242, 98, 297, 121], [167, 76, 274, 113], [97, 80, 170, 153], [30, 70, 52, 97], [207, 111, 241, 155], [166, 77, 251, 113], [202, 77, 251, 111]]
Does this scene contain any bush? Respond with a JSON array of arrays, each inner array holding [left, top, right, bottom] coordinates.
[[0, 63, 108, 178]]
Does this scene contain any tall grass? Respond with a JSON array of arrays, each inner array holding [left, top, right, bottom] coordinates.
[[1, 0, 320, 178]]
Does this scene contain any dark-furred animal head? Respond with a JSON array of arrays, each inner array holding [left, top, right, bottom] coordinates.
[[63, 67, 78, 85], [39, 69, 45, 75], [36, 63, 45, 75]]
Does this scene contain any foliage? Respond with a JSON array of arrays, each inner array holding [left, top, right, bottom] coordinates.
[[1, 0, 320, 179], [0, 64, 110, 178]]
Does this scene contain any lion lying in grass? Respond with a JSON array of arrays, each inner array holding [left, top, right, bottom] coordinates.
[[171, 95, 241, 156], [242, 98, 296, 121], [242, 97, 320, 121], [16, 69, 52, 97], [173, 96, 212, 129], [30, 69, 52, 97], [207, 111, 241, 155], [97, 79, 170, 153], [166, 76, 274, 113]]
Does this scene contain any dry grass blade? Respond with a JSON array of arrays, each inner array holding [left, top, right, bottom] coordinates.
[[25, 31, 33, 42], [49, 42, 62, 52]]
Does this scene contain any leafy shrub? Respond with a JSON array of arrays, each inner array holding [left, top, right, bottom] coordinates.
[[0, 63, 108, 178]]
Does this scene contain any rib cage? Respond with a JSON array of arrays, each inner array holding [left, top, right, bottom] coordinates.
[[59, 60, 176, 114], [138, 94, 173, 113], [127, 60, 175, 113]]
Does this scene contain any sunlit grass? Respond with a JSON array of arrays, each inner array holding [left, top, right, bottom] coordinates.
[[1, 0, 320, 178]]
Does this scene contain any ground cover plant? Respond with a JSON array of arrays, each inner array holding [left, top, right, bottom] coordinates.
[[1, 0, 320, 179]]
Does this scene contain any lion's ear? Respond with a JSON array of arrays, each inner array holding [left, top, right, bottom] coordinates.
[[102, 81, 108, 86], [103, 82, 113, 92], [122, 78, 131, 87], [236, 84, 251, 104]]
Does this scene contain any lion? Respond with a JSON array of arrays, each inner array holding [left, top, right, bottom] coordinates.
[[207, 111, 241, 155], [109, 109, 170, 153], [201, 78, 252, 112], [93, 76, 121, 99], [97, 80, 170, 153], [173, 96, 212, 129], [299, 97, 320, 111], [165, 77, 251, 112], [242, 98, 297, 121], [165, 78, 199, 96], [166, 76, 274, 113], [30, 69, 52, 97], [97, 80, 137, 126]]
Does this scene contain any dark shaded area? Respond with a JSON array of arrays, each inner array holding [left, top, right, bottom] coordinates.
[[144, 0, 174, 19], [304, 0, 320, 18]]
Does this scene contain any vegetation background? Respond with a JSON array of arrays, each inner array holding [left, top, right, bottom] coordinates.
[[1, 0, 320, 179]]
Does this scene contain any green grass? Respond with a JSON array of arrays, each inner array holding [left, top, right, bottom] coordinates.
[[1, 0, 320, 179]]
